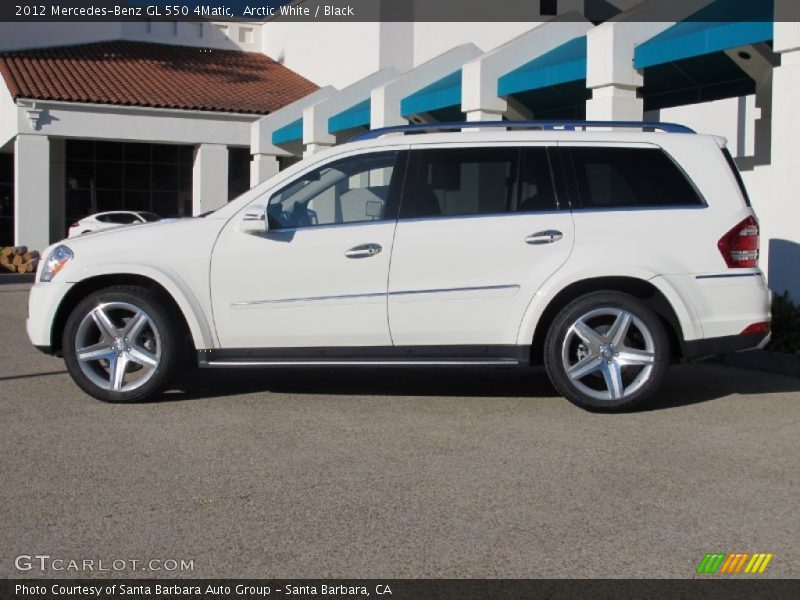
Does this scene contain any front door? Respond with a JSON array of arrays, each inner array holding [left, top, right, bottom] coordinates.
[[388, 145, 574, 347], [210, 150, 405, 349]]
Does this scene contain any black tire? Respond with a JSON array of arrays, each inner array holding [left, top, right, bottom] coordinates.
[[543, 291, 670, 411], [63, 285, 184, 403]]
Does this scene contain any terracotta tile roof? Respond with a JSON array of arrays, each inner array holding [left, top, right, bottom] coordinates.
[[0, 40, 318, 115]]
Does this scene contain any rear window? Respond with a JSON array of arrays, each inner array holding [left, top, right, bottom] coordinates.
[[96, 213, 138, 224], [722, 148, 752, 207], [566, 147, 703, 209], [138, 212, 161, 222]]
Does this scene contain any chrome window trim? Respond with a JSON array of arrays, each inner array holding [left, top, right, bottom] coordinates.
[[231, 284, 521, 308]]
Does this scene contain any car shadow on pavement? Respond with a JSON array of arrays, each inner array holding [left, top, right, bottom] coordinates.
[[640, 362, 800, 412], [162, 362, 800, 411], [167, 366, 559, 401], [0, 369, 68, 383]]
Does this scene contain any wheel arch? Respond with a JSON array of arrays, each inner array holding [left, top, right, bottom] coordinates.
[[50, 270, 213, 355], [523, 275, 693, 364]]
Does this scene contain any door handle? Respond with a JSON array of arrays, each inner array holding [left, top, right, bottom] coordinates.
[[525, 230, 563, 245], [345, 243, 383, 259]]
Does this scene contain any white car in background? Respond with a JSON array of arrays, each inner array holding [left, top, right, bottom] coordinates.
[[67, 211, 162, 238]]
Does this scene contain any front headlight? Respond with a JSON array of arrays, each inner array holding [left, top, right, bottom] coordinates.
[[40, 245, 73, 282]]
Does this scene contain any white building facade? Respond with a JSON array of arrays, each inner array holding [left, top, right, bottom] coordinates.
[[1, 0, 797, 299]]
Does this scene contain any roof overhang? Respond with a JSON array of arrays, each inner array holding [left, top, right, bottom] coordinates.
[[303, 68, 399, 146], [372, 44, 482, 128], [634, 0, 775, 111], [7, 98, 260, 147], [252, 86, 337, 156], [635, 1, 774, 69], [461, 17, 593, 117]]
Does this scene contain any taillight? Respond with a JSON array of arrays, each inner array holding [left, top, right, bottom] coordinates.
[[718, 216, 759, 268], [741, 321, 770, 336]]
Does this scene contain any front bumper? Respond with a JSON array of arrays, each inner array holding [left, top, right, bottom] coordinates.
[[26, 281, 74, 352]]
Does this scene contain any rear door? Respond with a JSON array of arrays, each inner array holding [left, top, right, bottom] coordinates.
[[387, 144, 575, 347], [557, 143, 708, 276]]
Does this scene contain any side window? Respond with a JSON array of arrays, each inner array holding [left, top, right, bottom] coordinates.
[[568, 147, 703, 208], [405, 148, 518, 218], [519, 148, 558, 212], [267, 151, 399, 229]]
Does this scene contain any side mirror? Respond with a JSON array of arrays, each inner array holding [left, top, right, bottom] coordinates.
[[239, 207, 268, 234]]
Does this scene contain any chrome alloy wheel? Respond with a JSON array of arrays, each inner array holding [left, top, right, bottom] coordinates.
[[560, 307, 656, 402], [73, 301, 162, 392]]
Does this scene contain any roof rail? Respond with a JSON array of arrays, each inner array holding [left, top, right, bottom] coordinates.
[[351, 120, 695, 141]]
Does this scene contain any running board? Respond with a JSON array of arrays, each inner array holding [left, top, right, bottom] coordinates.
[[197, 345, 529, 368]]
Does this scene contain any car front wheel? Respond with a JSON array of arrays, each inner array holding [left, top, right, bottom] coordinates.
[[63, 286, 183, 403], [543, 291, 670, 411]]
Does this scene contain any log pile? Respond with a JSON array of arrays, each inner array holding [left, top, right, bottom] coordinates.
[[1, 246, 40, 274]]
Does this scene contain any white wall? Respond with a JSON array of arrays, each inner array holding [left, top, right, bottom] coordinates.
[[261, 22, 384, 88], [0, 22, 122, 51], [122, 20, 262, 51], [412, 22, 540, 66], [648, 96, 758, 158], [0, 21, 262, 53]]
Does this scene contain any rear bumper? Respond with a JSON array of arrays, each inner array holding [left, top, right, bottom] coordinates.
[[683, 331, 770, 359]]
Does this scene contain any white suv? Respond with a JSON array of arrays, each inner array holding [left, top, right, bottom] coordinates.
[[27, 121, 771, 411]]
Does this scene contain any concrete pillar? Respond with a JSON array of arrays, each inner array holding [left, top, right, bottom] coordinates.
[[461, 22, 593, 123], [585, 22, 669, 121], [14, 134, 50, 251], [250, 154, 280, 187], [192, 144, 228, 215], [726, 43, 777, 165], [764, 17, 800, 299], [585, 85, 643, 121], [303, 142, 335, 158], [465, 109, 505, 122]]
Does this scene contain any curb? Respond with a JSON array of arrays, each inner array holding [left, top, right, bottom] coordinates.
[[718, 350, 800, 378], [0, 273, 35, 285]]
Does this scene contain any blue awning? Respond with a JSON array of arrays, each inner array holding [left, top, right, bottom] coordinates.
[[401, 70, 462, 117], [272, 118, 302, 145], [328, 99, 371, 134], [635, 0, 773, 70], [497, 36, 587, 97]]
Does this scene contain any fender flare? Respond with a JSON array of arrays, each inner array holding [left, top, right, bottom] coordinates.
[[514, 268, 703, 347], [65, 262, 217, 350]]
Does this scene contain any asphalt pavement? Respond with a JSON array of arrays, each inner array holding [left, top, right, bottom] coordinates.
[[1, 281, 798, 579]]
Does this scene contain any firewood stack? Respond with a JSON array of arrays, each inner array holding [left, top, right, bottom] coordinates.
[[1, 246, 40, 274]]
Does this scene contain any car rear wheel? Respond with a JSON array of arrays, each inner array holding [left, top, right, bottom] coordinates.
[[63, 286, 183, 403], [543, 291, 670, 411]]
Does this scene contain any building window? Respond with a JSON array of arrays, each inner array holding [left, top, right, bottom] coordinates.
[[0, 153, 13, 247], [65, 140, 193, 230], [540, 0, 558, 16], [228, 147, 251, 200]]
